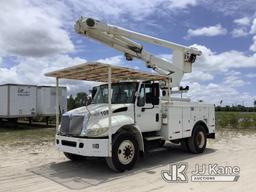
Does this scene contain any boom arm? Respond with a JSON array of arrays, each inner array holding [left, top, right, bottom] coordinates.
[[74, 17, 202, 87]]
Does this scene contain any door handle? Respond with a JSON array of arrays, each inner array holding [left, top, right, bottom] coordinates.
[[156, 113, 159, 122]]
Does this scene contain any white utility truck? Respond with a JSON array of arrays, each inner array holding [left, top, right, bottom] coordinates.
[[46, 17, 215, 172]]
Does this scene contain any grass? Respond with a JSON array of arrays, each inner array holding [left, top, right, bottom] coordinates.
[[0, 122, 55, 146], [215, 111, 256, 129]]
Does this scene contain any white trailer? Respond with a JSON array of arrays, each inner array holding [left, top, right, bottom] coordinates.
[[0, 84, 37, 118], [45, 17, 215, 172], [36, 86, 67, 116]]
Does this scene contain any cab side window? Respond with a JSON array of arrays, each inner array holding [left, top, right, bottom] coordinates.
[[137, 84, 145, 107], [145, 85, 153, 104]]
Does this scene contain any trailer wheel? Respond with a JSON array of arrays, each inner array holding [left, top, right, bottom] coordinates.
[[64, 152, 85, 161], [187, 125, 207, 154], [106, 132, 139, 172]]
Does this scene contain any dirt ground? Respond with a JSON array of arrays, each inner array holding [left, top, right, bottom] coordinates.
[[0, 129, 256, 192]]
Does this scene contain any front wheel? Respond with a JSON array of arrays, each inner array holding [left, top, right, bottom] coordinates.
[[106, 132, 139, 172], [187, 125, 207, 154]]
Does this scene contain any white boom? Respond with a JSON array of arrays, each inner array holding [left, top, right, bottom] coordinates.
[[74, 17, 202, 87]]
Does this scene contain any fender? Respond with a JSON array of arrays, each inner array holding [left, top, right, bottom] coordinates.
[[191, 120, 209, 136], [115, 124, 145, 153]]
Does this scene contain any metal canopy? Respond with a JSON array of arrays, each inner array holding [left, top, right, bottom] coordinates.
[[45, 62, 166, 82]]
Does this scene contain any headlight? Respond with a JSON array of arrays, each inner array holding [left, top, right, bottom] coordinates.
[[86, 127, 109, 137]]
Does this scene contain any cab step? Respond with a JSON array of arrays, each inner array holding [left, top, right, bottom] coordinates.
[[144, 136, 164, 141]]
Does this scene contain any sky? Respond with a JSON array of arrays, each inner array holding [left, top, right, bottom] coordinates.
[[0, 0, 256, 106]]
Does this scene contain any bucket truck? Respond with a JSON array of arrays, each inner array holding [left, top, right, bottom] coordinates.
[[46, 17, 215, 172]]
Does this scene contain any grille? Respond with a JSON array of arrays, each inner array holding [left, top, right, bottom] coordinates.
[[60, 115, 84, 136], [60, 116, 70, 135], [69, 116, 84, 135]]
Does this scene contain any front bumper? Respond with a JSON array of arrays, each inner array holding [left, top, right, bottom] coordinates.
[[55, 135, 109, 157]]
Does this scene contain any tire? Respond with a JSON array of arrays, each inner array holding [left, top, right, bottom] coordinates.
[[106, 132, 139, 172], [187, 125, 207, 154], [64, 152, 85, 161]]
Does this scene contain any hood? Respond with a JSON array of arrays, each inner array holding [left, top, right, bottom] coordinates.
[[60, 103, 133, 137], [63, 106, 88, 116], [63, 103, 129, 116]]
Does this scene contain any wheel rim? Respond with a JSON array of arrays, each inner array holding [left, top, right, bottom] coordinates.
[[196, 131, 205, 148], [117, 140, 135, 165]]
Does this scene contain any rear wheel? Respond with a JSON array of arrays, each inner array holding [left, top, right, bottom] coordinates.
[[64, 152, 85, 161], [187, 125, 207, 154], [106, 132, 139, 172]]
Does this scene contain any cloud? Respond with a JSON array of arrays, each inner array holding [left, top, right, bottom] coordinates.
[[183, 71, 213, 82], [97, 55, 144, 71], [200, 0, 256, 16], [223, 75, 246, 87], [234, 17, 251, 26], [250, 36, 256, 52], [0, 54, 91, 94], [69, 0, 199, 22], [182, 81, 254, 106], [0, 0, 201, 58], [0, 0, 74, 57], [250, 18, 256, 34], [167, 0, 198, 9], [191, 44, 256, 72], [246, 73, 256, 78], [178, 44, 256, 106], [97, 55, 123, 65], [231, 28, 248, 38], [186, 24, 227, 38], [231, 17, 251, 38]]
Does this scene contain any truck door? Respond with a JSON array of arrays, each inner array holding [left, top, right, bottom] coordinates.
[[135, 83, 161, 132]]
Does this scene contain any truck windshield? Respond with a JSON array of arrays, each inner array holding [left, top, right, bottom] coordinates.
[[92, 82, 138, 104]]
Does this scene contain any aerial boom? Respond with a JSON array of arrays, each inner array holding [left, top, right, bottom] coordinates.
[[74, 17, 202, 87]]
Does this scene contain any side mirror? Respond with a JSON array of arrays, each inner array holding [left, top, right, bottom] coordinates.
[[91, 87, 97, 99]]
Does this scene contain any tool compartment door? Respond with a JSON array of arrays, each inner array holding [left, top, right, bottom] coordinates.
[[168, 106, 182, 140], [182, 106, 192, 138]]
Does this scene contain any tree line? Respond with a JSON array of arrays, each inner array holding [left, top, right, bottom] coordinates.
[[67, 92, 92, 111], [215, 105, 256, 112], [216, 100, 256, 112]]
